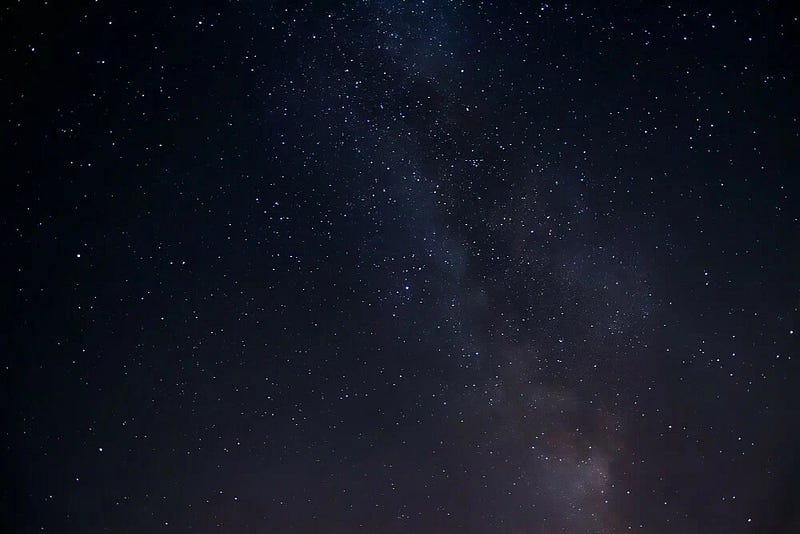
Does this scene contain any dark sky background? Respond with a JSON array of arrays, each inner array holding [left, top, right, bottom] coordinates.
[[2, 1, 799, 532]]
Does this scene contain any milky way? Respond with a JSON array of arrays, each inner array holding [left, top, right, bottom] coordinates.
[[4, 2, 799, 532]]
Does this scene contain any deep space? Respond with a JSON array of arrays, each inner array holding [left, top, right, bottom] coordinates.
[[2, 1, 799, 532]]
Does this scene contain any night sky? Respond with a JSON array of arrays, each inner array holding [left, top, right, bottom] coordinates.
[[3, 1, 799, 532]]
